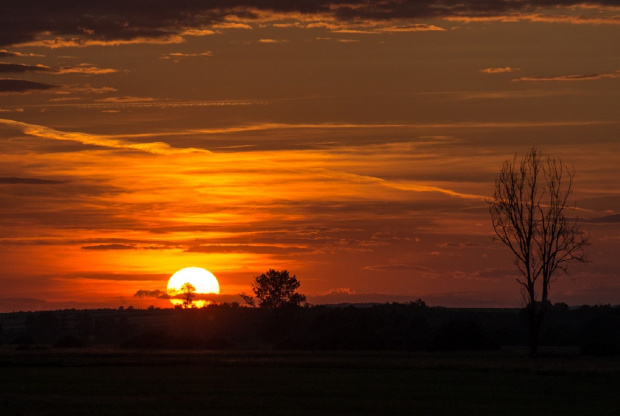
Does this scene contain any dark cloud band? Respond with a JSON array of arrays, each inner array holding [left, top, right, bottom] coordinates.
[[0, 78, 58, 92], [0, 1, 615, 47]]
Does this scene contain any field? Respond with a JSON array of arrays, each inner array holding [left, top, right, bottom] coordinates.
[[1, 349, 619, 415]]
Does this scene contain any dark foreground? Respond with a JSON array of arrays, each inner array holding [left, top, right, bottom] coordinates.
[[1, 349, 619, 416]]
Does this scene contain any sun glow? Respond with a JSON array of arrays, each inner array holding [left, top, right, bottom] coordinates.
[[167, 267, 220, 308]]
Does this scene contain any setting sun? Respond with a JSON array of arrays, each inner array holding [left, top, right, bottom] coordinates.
[[167, 267, 220, 308]]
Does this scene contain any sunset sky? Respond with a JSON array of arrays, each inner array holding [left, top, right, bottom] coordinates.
[[1, 1, 619, 311]]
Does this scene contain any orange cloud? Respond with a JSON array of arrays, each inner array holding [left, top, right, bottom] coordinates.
[[0, 119, 210, 155], [258, 38, 289, 43], [160, 51, 213, 61], [212, 22, 253, 30], [513, 71, 620, 82], [481, 67, 520, 74], [16, 35, 186, 49], [55, 64, 117, 74]]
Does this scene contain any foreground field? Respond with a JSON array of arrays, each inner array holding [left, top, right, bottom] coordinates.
[[1, 349, 619, 415]]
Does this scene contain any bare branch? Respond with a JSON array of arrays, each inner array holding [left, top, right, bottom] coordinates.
[[489, 147, 590, 355]]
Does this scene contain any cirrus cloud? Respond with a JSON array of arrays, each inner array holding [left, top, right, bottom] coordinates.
[[513, 70, 620, 82]]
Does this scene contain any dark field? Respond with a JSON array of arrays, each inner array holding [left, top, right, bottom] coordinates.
[[1, 349, 619, 416]]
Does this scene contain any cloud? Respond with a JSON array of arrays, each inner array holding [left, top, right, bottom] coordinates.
[[63, 272, 170, 282], [315, 37, 359, 43], [258, 38, 289, 43], [134, 289, 169, 299], [95, 96, 156, 103], [0, 50, 45, 58], [185, 244, 314, 255], [380, 24, 445, 32], [0, 78, 59, 92], [2, 1, 617, 47], [133, 289, 238, 303], [481, 67, 520, 74], [0, 62, 53, 73], [16, 35, 186, 49], [0, 177, 63, 184], [585, 214, 620, 223], [333, 24, 445, 34], [55, 64, 117, 74], [180, 29, 217, 37], [60, 84, 118, 94], [0, 118, 210, 155], [449, 268, 508, 281], [212, 22, 253, 30], [364, 264, 434, 272], [513, 70, 620, 82], [82, 244, 136, 250], [0, 62, 115, 74], [160, 51, 213, 62]]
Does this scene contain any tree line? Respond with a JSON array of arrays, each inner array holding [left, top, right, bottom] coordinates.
[[2, 302, 619, 355]]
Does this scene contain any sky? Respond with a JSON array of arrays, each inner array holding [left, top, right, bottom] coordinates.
[[1, 0, 619, 312]]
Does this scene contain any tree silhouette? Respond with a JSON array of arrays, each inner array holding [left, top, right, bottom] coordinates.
[[240, 269, 306, 309], [489, 147, 589, 355], [180, 282, 196, 308]]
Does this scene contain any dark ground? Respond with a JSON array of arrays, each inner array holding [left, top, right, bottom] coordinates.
[[1, 348, 619, 416]]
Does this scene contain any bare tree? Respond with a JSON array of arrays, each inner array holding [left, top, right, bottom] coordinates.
[[489, 147, 589, 355], [240, 269, 306, 309], [180, 282, 196, 308]]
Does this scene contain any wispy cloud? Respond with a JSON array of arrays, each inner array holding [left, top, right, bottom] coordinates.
[[160, 51, 213, 62], [0, 50, 44, 58], [0, 177, 63, 185], [364, 264, 434, 272], [94, 96, 156, 104], [186, 244, 315, 255], [55, 64, 117, 74], [212, 22, 253, 30], [481, 67, 520, 74], [53, 84, 118, 95], [82, 244, 135, 250], [16, 35, 186, 49], [513, 70, 620, 82], [0, 119, 210, 155], [333, 24, 445, 34], [0, 62, 116, 75], [258, 38, 289, 43]]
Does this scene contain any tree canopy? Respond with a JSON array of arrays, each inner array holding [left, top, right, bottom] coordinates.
[[241, 269, 306, 309]]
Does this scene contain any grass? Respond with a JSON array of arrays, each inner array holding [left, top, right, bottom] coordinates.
[[1, 349, 619, 415]]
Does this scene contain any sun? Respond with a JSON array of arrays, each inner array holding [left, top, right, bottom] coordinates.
[[167, 267, 220, 308]]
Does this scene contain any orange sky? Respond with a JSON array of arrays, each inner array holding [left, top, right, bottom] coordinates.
[[1, 1, 619, 311]]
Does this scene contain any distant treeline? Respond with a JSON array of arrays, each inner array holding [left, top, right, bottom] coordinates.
[[1, 302, 619, 355]]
